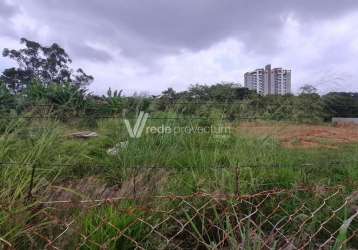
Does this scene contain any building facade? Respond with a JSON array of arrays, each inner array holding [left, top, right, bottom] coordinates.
[[244, 68, 265, 95], [244, 64, 291, 95]]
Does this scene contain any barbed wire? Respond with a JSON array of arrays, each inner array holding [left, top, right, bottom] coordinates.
[[2, 186, 357, 249], [0, 115, 262, 120], [1, 160, 355, 169], [1, 101, 358, 107], [3, 115, 358, 121]]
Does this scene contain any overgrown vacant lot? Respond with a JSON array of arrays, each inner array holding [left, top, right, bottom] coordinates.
[[238, 122, 358, 149], [1, 118, 358, 249]]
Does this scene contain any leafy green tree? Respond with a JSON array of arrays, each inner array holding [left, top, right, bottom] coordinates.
[[280, 85, 326, 123], [156, 83, 255, 116], [184, 83, 250, 102], [1, 38, 93, 93], [22, 81, 88, 121], [156, 88, 178, 111], [299, 84, 318, 95], [0, 80, 15, 110], [25, 82, 86, 107], [323, 92, 358, 118]]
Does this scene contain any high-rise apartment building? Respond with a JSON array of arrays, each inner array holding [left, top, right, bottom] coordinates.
[[244, 68, 265, 95], [244, 64, 291, 95]]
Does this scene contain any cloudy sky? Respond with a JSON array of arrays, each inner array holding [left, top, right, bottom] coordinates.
[[1, 0, 358, 95]]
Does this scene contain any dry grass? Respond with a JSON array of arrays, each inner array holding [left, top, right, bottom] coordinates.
[[237, 122, 358, 149], [42, 169, 170, 204]]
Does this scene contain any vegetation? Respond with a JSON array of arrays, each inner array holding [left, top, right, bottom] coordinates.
[[1, 38, 358, 249], [1, 116, 358, 248]]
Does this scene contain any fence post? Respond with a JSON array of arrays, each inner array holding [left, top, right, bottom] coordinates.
[[235, 166, 240, 196]]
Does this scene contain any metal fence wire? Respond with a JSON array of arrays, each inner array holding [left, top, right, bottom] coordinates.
[[2, 186, 358, 249]]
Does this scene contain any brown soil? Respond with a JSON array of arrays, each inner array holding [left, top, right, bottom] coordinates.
[[237, 122, 358, 149], [42, 168, 170, 205]]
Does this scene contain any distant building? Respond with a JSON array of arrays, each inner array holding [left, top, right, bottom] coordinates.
[[244, 64, 291, 95], [244, 68, 265, 95]]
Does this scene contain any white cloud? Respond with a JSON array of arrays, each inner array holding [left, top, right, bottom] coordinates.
[[84, 10, 358, 95], [275, 12, 358, 93]]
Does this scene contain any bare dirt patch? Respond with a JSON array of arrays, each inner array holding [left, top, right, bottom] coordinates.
[[42, 168, 170, 206], [237, 122, 358, 149]]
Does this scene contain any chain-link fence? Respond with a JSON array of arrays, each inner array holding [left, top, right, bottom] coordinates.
[[2, 186, 358, 249]]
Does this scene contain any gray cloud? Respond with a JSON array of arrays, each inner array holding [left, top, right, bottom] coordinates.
[[0, 1, 18, 18], [12, 0, 358, 58], [0, 1, 20, 38], [69, 43, 113, 62], [1, 0, 358, 93]]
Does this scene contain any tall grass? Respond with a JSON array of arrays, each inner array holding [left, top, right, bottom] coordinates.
[[1, 116, 358, 248]]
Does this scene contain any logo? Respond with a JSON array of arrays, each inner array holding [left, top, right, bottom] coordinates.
[[124, 111, 149, 138]]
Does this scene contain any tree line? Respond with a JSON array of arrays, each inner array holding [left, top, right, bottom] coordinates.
[[1, 38, 357, 124]]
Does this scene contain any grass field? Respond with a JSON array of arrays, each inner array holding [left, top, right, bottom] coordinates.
[[1, 117, 358, 249]]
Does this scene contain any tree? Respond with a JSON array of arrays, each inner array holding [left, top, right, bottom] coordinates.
[[1, 38, 93, 93], [323, 92, 358, 118], [185, 83, 252, 102], [155, 88, 178, 111], [0, 80, 15, 110], [299, 84, 318, 95]]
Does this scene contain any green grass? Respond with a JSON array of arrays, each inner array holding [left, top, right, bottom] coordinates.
[[80, 203, 149, 250], [1, 116, 358, 249]]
